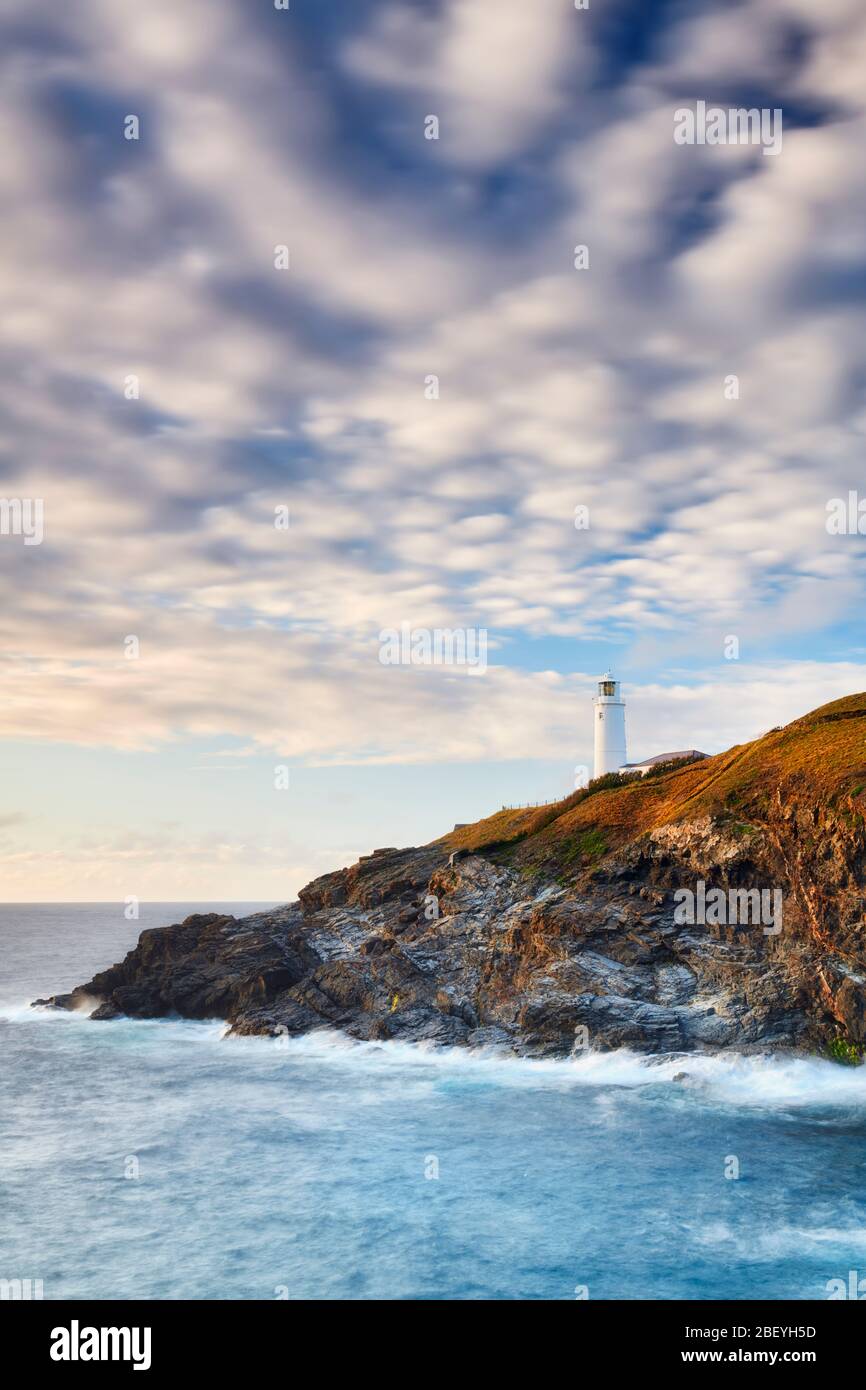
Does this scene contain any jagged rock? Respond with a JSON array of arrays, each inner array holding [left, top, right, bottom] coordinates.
[[26, 831, 844, 1054], [32, 837, 829, 1055]]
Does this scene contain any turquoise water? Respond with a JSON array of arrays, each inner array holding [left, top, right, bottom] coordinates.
[[2, 903, 866, 1300]]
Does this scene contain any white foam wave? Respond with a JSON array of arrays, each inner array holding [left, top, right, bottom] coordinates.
[[693, 1220, 866, 1260], [227, 1028, 866, 1109], [9, 1003, 866, 1110]]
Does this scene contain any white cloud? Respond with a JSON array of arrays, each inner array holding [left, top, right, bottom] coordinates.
[[342, 0, 584, 167], [0, 0, 863, 784]]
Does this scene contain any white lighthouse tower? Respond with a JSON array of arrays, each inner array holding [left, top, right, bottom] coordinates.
[[593, 671, 627, 778]]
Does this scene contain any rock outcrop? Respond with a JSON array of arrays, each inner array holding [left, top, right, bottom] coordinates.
[[35, 693, 866, 1056]]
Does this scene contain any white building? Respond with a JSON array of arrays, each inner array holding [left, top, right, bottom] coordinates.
[[619, 750, 706, 776], [592, 671, 627, 778]]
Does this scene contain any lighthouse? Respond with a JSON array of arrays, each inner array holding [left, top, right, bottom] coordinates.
[[593, 671, 627, 778]]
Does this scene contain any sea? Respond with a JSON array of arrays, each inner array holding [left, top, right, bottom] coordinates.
[[2, 902, 866, 1301]]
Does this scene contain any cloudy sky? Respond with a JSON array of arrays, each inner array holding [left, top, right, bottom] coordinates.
[[1, 0, 865, 901]]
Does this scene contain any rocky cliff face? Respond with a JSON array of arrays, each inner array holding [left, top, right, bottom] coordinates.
[[36, 693, 866, 1056], [34, 813, 866, 1058]]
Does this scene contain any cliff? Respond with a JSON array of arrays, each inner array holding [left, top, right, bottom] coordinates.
[[35, 692, 866, 1057]]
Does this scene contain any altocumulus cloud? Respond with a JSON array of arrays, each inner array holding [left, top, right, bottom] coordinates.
[[0, 0, 865, 769]]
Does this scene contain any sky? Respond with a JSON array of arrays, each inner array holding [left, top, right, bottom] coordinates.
[[1, 0, 865, 901]]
